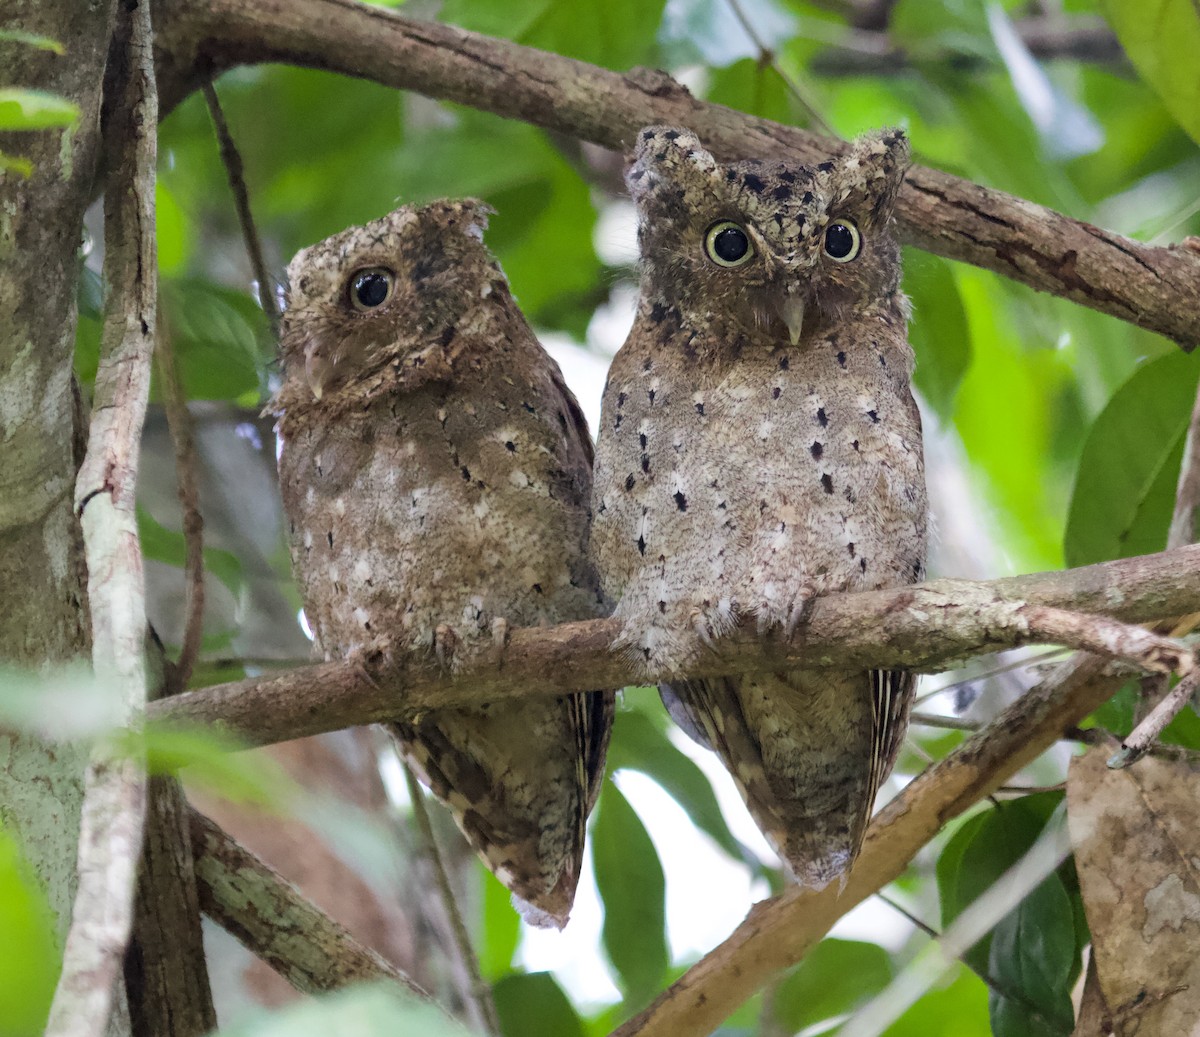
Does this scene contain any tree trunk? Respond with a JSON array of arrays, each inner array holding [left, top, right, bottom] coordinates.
[[0, 0, 113, 987]]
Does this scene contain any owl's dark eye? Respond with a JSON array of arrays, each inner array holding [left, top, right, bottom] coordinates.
[[823, 219, 861, 262], [348, 267, 395, 311], [704, 221, 754, 268]]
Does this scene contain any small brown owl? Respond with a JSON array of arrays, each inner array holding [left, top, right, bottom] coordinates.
[[270, 200, 613, 927], [590, 127, 927, 886]]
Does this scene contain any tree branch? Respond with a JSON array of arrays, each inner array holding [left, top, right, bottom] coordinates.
[[152, 0, 1200, 348], [148, 546, 1200, 748], [612, 653, 1124, 1036], [189, 807, 430, 999], [810, 15, 1125, 76], [49, 1, 158, 1033]]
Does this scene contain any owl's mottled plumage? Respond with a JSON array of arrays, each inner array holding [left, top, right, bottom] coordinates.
[[271, 200, 612, 927], [591, 128, 927, 885]]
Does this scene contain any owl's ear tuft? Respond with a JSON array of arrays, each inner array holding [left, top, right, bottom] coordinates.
[[831, 127, 911, 226], [429, 197, 495, 242], [625, 125, 717, 204]]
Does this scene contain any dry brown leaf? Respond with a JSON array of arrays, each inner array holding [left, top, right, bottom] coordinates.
[[1067, 746, 1200, 1036]]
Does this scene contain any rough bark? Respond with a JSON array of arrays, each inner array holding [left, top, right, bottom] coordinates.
[[0, 0, 112, 962], [189, 807, 427, 997], [151, 0, 1200, 348]]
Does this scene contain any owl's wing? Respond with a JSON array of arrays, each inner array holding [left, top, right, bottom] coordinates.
[[572, 688, 615, 817], [867, 667, 915, 811], [389, 689, 611, 930], [549, 366, 595, 467]]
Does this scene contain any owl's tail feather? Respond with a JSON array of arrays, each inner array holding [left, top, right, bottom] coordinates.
[[385, 685, 612, 930], [668, 670, 897, 888]]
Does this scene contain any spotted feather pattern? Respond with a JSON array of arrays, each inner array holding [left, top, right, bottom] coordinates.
[[591, 128, 927, 884]]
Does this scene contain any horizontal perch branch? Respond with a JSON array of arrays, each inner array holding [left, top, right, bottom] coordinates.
[[150, 545, 1200, 747], [154, 0, 1200, 347]]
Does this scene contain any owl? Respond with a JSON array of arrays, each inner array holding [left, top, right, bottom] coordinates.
[[590, 127, 927, 886], [270, 200, 613, 928]]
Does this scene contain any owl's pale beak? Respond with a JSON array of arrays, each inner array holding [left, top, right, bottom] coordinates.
[[305, 350, 328, 400], [778, 297, 806, 346]]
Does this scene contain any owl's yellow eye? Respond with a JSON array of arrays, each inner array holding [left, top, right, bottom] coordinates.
[[348, 267, 395, 311], [704, 221, 754, 268], [823, 219, 861, 262]]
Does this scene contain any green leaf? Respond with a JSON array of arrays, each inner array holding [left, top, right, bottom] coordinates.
[[156, 181, 191, 277], [705, 58, 806, 126], [438, 0, 667, 70], [905, 249, 971, 420], [987, 874, 1077, 1037], [494, 972, 586, 1037], [884, 966, 992, 1037], [0, 88, 79, 131], [936, 795, 1062, 975], [0, 30, 66, 53], [607, 703, 746, 861], [592, 780, 668, 1007], [477, 867, 522, 980], [0, 827, 61, 1036], [0, 152, 33, 177], [1086, 679, 1200, 750], [1103, 0, 1200, 145], [138, 507, 244, 596], [1064, 351, 1200, 566], [160, 280, 272, 402], [217, 982, 469, 1037], [770, 938, 895, 1031]]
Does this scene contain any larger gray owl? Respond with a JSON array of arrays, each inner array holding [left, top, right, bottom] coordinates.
[[591, 127, 927, 886], [271, 200, 612, 927]]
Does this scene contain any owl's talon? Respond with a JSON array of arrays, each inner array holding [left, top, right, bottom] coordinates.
[[690, 607, 717, 649], [434, 623, 459, 669], [491, 616, 510, 652], [783, 594, 816, 640]]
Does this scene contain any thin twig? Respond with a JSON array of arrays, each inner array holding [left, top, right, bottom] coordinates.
[[48, 0, 158, 1032], [993, 782, 1066, 796], [1109, 668, 1200, 768], [202, 79, 280, 334], [910, 712, 977, 731], [914, 647, 1069, 705], [155, 325, 205, 692], [400, 759, 501, 1037], [874, 891, 938, 939], [1168, 373, 1200, 552], [723, 0, 834, 136]]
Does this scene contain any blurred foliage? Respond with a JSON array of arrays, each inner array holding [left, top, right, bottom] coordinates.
[[0, 827, 61, 1037], [215, 983, 471, 1035], [48, 0, 1200, 1032]]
